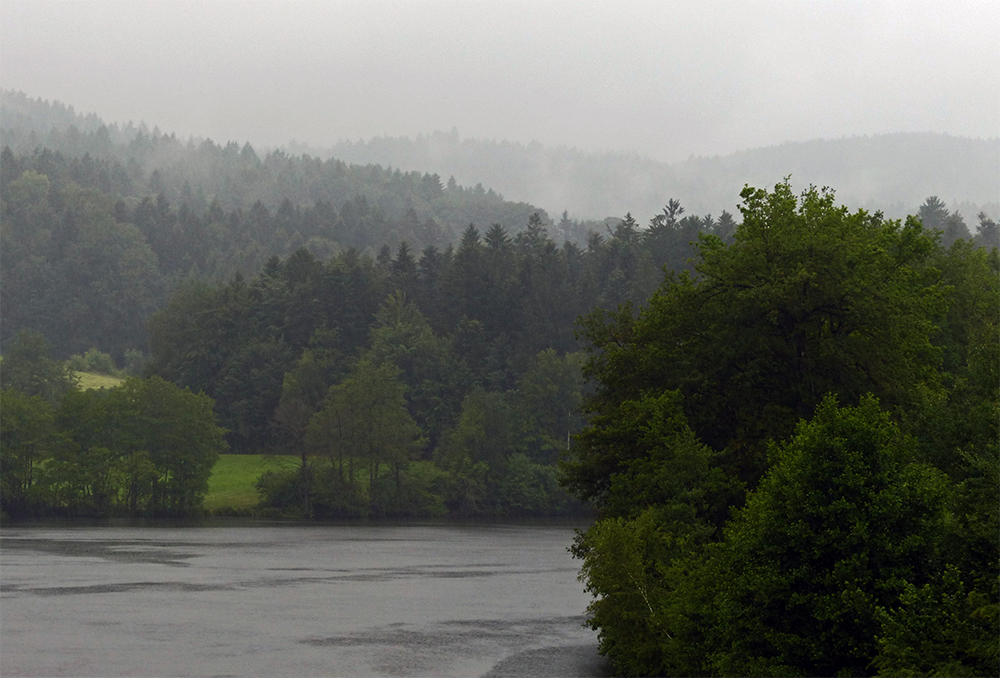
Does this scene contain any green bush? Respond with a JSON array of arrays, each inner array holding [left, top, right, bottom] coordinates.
[[311, 466, 371, 519], [123, 349, 147, 377], [254, 468, 303, 513], [495, 453, 571, 515], [367, 462, 448, 518]]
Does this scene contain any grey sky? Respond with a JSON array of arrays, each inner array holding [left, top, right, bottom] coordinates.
[[1, 0, 997, 162]]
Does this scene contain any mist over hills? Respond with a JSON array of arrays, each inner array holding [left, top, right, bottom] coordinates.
[[0, 90, 548, 246], [3, 89, 996, 228], [315, 131, 999, 224]]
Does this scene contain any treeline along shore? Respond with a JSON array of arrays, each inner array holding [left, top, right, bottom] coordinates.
[[1, 94, 998, 676]]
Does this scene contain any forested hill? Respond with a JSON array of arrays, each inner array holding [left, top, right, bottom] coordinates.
[[0, 90, 550, 239], [2, 89, 996, 368], [319, 130, 999, 223], [1, 92, 715, 364]]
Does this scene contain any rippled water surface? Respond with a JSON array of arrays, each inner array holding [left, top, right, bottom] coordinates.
[[0, 523, 608, 677]]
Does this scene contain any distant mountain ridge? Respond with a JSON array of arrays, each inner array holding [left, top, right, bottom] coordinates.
[[3, 89, 996, 224], [317, 131, 998, 223], [0, 90, 549, 244]]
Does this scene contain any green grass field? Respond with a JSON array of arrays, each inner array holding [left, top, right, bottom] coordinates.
[[204, 454, 296, 510], [75, 371, 125, 390]]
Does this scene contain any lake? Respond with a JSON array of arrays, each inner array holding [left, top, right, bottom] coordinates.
[[0, 522, 609, 677]]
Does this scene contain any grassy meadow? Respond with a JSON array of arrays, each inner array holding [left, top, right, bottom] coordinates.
[[204, 454, 295, 511], [75, 371, 125, 390]]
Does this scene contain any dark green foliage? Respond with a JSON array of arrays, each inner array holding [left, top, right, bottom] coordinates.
[[564, 183, 998, 677], [368, 462, 448, 518], [874, 564, 999, 677], [4, 99, 993, 669], [255, 463, 372, 519], [569, 182, 943, 498], [0, 329, 77, 403], [573, 508, 718, 677], [513, 349, 586, 465], [493, 453, 568, 515], [0, 376, 226, 517], [254, 467, 306, 515], [565, 389, 736, 521], [303, 360, 429, 517], [215, 337, 293, 453], [136, 196, 709, 508], [365, 292, 465, 452], [0, 139, 552, 360], [0, 389, 58, 514], [254, 460, 447, 519], [569, 393, 735, 676], [1, 174, 166, 360], [46, 387, 118, 513], [109, 377, 226, 514], [711, 396, 947, 677], [433, 387, 512, 515], [2, 127, 743, 368]]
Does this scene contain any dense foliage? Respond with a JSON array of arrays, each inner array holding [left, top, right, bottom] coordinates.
[[1, 331, 225, 516], [117, 186, 743, 518], [0, 147, 539, 359], [0, 97, 741, 520], [2, 95, 996, 671], [0, 142, 737, 362], [564, 183, 998, 676]]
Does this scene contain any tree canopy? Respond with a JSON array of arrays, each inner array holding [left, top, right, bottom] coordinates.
[[563, 181, 999, 677]]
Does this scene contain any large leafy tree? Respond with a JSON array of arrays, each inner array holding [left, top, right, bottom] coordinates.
[[873, 241, 1000, 676], [103, 377, 226, 514], [570, 392, 736, 676], [562, 182, 993, 677], [306, 360, 423, 514], [711, 396, 948, 677], [565, 182, 943, 501]]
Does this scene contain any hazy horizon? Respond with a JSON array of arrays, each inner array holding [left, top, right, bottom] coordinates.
[[2, 0, 998, 164]]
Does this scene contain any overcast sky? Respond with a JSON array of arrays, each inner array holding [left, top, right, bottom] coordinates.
[[1, 0, 997, 162]]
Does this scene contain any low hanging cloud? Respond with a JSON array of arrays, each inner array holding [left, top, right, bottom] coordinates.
[[1, 0, 997, 163]]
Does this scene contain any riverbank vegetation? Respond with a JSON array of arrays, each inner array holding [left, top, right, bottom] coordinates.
[[1, 96, 997, 673], [1, 347, 225, 517], [562, 182, 998, 676]]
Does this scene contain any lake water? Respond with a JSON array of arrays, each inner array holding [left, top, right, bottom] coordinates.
[[0, 522, 609, 677]]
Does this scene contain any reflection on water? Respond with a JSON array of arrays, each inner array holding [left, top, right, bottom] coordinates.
[[0, 523, 609, 677]]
